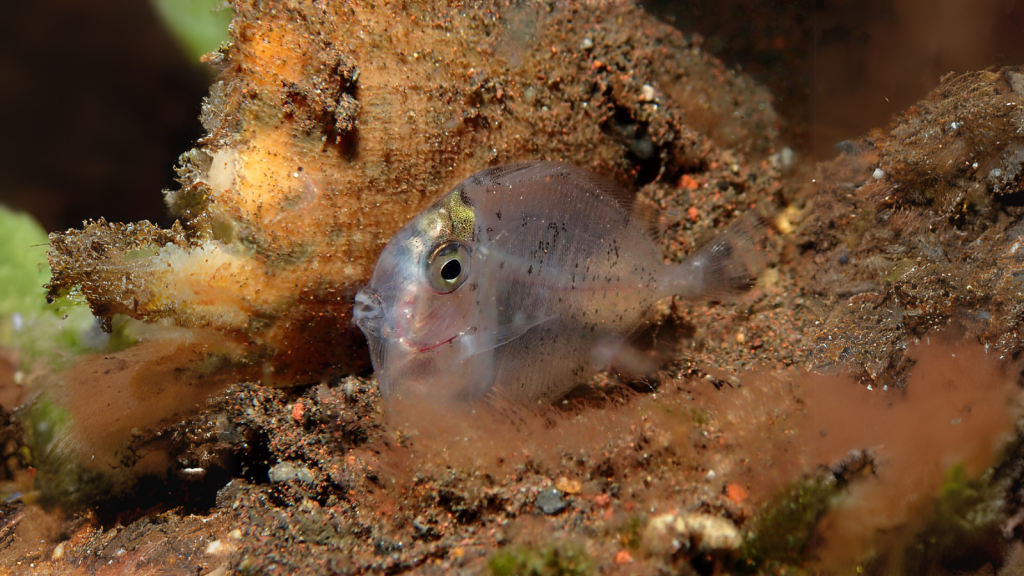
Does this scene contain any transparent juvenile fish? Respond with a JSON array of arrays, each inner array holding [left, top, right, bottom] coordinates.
[[353, 162, 764, 403]]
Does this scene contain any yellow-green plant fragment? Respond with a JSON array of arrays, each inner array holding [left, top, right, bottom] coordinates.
[[489, 543, 590, 576], [150, 0, 233, 62], [0, 206, 51, 317]]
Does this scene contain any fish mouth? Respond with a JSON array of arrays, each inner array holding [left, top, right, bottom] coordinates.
[[418, 334, 458, 353], [353, 287, 384, 336]]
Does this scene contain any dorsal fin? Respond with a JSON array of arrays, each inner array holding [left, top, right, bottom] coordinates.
[[630, 200, 664, 241], [552, 162, 638, 213], [563, 164, 682, 242], [478, 161, 639, 212], [478, 161, 677, 241]]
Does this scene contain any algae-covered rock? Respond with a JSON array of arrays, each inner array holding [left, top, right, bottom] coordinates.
[[802, 66, 1024, 382], [46, 0, 783, 385]]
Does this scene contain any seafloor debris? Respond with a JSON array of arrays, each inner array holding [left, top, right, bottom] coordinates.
[[45, 0, 782, 385], [9, 336, 1017, 575]]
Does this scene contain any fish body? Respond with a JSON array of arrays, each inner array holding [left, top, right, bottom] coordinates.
[[354, 162, 763, 403]]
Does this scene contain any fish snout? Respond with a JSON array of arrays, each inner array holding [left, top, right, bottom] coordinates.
[[353, 288, 384, 336]]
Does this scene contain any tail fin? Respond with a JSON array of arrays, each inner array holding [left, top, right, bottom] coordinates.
[[661, 213, 767, 300]]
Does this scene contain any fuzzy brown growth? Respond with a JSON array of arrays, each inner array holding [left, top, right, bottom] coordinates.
[[801, 66, 1024, 383], [47, 220, 190, 330], [45, 0, 783, 384]]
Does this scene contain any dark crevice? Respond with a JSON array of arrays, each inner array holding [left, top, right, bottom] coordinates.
[[89, 464, 234, 529], [601, 105, 666, 188]]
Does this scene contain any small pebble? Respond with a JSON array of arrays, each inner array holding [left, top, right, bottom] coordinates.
[[206, 540, 231, 555], [779, 147, 794, 167], [643, 513, 741, 555], [180, 467, 206, 480], [555, 477, 582, 494], [872, 168, 885, 180], [535, 488, 567, 514], [269, 462, 315, 484], [580, 38, 594, 50], [726, 483, 748, 504]]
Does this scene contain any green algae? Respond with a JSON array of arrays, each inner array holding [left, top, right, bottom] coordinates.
[[873, 463, 1007, 575], [0, 208, 94, 366], [0, 206, 51, 317], [738, 476, 839, 573], [0, 207, 138, 368], [883, 258, 918, 286], [23, 397, 71, 456], [489, 542, 591, 576], [150, 0, 233, 63]]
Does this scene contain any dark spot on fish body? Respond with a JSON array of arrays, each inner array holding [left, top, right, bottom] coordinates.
[[496, 210, 502, 220], [499, 261, 505, 269], [527, 265, 533, 275]]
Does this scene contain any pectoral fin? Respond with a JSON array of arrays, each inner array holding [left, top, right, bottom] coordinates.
[[458, 313, 555, 360]]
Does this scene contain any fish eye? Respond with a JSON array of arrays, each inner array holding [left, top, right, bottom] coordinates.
[[440, 258, 461, 281], [426, 241, 470, 293]]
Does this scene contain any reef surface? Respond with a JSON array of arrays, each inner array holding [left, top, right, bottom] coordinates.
[[1, 1, 1024, 575]]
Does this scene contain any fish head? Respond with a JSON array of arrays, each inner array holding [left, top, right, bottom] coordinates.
[[354, 186, 483, 399]]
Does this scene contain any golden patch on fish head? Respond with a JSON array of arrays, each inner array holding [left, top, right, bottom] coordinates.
[[414, 186, 476, 243]]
